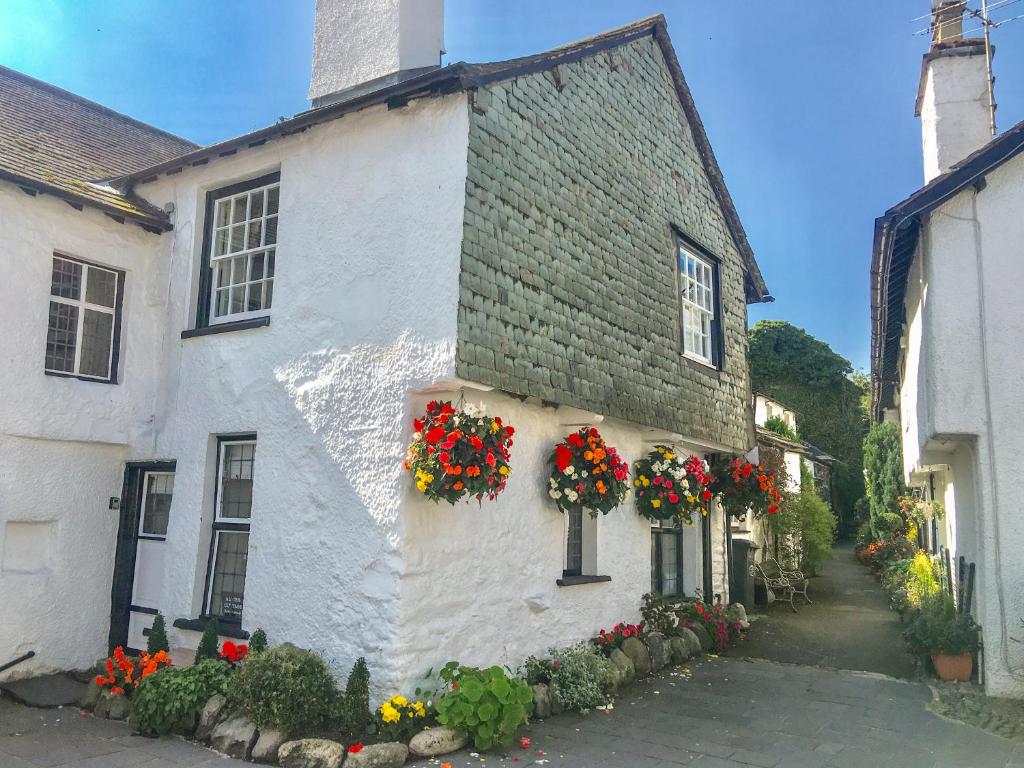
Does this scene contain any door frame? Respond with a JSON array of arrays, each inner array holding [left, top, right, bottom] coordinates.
[[108, 460, 176, 652]]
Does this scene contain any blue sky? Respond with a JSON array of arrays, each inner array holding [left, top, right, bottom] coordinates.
[[4, 1, 1024, 371]]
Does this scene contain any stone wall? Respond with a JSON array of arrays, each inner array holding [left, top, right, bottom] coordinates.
[[457, 35, 755, 452]]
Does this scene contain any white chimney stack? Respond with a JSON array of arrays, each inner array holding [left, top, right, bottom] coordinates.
[[915, 0, 993, 183], [309, 0, 445, 106]]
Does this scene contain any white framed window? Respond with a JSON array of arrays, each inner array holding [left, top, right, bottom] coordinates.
[[202, 173, 280, 326], [678, 242, 720, 366], [45, 254, 122, 382], [204, 437, 255, 622]]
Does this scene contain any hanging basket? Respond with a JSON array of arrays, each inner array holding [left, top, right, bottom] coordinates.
[[711, 457, 782, 519], [404, 400, 514, 504], [633, 446, 713, 526], [548, 427, 629, 517]]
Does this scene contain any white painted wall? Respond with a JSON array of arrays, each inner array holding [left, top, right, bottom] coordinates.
[[895, 152, 1024, 697], [0, 186, 170, 678]]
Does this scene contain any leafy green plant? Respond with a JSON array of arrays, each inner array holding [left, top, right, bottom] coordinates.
[[194, 619, 220, 662], [130, 659, 232, 736], [547, 644, 613, 713], [336, 657, 372, 739], [248, 628, 268, 654], [146, 614, 169, 654], [522, 656, 558, 686], [881, 557, 913, 613], [764, 415, 798, 441], [435, 663, 532, 751], [906, 551, 941, 610], [903, 593, 979, 657], [227, 644, 338, 735], [640, 592, 681, 636]]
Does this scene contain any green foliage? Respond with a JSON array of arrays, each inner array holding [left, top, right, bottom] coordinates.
[[227, 644, 338, 735], [130, 659, 232, 736], [881, 558, 913, 613], [547, 644, 614, 713], [771, 463, 836, 573], [147, 614, 169, 654], [639, 592, 681, 636], [906, 551, 941, 610], [337, 657, 372, 739], [435, 663, 532, 751], [521, 657, 557, 686], [863, 422, 908, 539], [763, 415, 798, 441], [248, 628, 268, 654], [195, 619, 220, 662], [903, 593, 979, 657], [749, 321, 869, 520]]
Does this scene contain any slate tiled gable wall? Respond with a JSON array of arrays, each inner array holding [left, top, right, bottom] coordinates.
[[457, 36, 754, 451]]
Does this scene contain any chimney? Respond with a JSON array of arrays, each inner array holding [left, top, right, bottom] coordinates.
[[309, 0, 445, 107], [915, 1, 994, 183]]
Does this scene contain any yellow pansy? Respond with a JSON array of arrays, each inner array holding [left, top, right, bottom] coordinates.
[[651, 499, 661, 509], [380, 702, 401, 723], [413, 701, 426, 717]]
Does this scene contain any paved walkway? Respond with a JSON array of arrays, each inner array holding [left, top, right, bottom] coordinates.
[[725, 542, 918, 679]]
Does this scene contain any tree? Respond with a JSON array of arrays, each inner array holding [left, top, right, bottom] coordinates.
[[862, 421, 907, 539], [337, 657, 371, 739], [195, 619, 220, 662], [749, 321, 868, 526]]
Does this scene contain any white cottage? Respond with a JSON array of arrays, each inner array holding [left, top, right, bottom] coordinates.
[[871, 0, 1024, 697], [0, 1, 769, 694]]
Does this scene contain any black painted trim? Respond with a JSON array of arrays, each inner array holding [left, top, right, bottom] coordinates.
[[194, 171, 280, 330], [130, 605, 159, 615], [181, 316, 270, 339], [556, 574, 611, 587], [173, 617, 250, 640]]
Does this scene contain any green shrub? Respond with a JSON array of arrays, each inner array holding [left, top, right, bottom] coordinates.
[[522, 656, 556, 686], [547, 644, 613, 713], [435, 663, 532, 751], [771, 463, 836, 574], [195, 619, 220, 662], [863, 422, 908, 539], [248, 628, 268, 654], [906, 551, 941, 610], [764, 415, 798, 441], [639, 592, 681, 636], [903, 593, 979, 657], [337, 657, 372, 739], [227, 644, 338, 734], [130, 659, 232, 736], [881, 558, 913, 613], [147, 614, 169, 654]]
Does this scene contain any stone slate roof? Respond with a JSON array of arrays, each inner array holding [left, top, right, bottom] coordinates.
[[0, 65, 197, 230], [116, 16, 768, 301], [870, 115, 1024, 418]]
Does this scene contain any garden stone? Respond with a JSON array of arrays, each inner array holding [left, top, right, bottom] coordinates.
[[679, 627, 702, 656], [689, 623, 715, 652], [621, 637, 651, 677], [646, 632, 670, 672], [345, 742, 408, 768], [92, 690, 110, 719], [609, 648, 635, 684], [731, 602, 750, 628], [105, 693, 129, 720], [279, 739, 345, 768], [531, 684, 552, 719], [252, 729, 288, 763], [410, 726, 468, 757], [211, 714, 258, 760], [80, 681, 102, 710], [669, 636, 691, 664], [195, 693, 227, 742]]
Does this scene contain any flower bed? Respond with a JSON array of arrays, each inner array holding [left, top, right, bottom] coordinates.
[[549, 427, 629, 516], [592, 622, 645, 656]]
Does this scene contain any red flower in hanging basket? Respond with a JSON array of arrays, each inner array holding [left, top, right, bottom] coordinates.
[[548, 428, 629, 516]]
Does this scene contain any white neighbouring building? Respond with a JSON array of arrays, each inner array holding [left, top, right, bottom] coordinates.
[[871, 0, 1024, 697], [0, 1, 770, 695]]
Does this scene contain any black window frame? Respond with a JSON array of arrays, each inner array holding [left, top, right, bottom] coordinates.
[[44, 252, 125, 385], [193, 171, 281, 332], [651, 525, 685, 597], [673, 229, 725, 370], [201, 433, 257, 627], [564, 507, 584, 578]]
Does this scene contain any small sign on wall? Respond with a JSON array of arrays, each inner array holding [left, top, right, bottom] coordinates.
[[109, 497, 120, 510], [222, 594, 243, 620]]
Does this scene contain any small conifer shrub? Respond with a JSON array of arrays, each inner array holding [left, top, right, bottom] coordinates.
[[147, 614, 170, 654], [194, 619, 220, 662]]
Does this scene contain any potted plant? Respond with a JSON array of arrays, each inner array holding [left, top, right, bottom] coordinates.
[[903, 593, 979, 681]]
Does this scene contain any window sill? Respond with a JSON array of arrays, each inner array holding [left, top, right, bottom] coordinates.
[[181, 316, 270, 339], [556, 574, 612, 587], [44, 370, 115, 385], [172, 617, 249, 640], [680, 354, 722, 378]]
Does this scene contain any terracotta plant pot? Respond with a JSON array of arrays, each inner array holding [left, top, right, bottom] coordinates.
[[931, 651, 973, 682]]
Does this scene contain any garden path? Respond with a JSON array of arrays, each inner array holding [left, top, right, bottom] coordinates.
[[724, 542, 918, 679]]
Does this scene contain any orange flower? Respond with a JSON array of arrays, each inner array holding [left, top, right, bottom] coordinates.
[[596, 480, 607, 495], [593, 448, 606, 462], [453, 481, 464, 491], [584, 450, 594, 461], [110, 686, 124, 695]]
